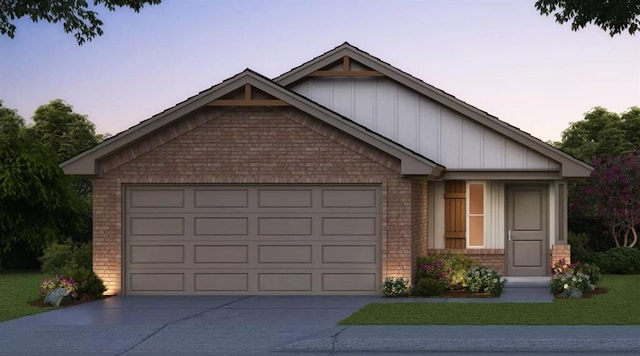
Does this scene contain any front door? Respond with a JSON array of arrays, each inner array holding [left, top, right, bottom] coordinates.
[[506, 185, 548, 276]]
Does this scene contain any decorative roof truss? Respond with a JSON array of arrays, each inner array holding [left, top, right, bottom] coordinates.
[[308, 56, 384, 77], [208, 84, 289, 106]]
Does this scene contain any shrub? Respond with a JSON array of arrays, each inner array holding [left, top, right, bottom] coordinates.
[[551, 272, 594, 296], [382, 277, 409, 297], [576, 263, 602, 286], [585, 247, 640, 274], [445, 254, 476, 289], [39, 242, 74, 276], [39, 240, 106, 301], [40, 240, 92, 276], [603, 247, 640, 274], [41, 268, 106, 301], [465, 266, 506, 295], [551, 258, 595, 297], [66, 268, 106, 300], [40, 275, 83, 300], [417, 257, 449, 288], [417, 254, 477, 289], [568, 231, 591, 263], [411, 278, 445, 297]]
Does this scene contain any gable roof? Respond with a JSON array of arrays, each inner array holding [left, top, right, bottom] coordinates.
[[275, 42, 592, 178], [61, 69, 444, 177]]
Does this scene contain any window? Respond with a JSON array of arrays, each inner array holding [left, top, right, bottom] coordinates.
[[467, 182, 485, 247]]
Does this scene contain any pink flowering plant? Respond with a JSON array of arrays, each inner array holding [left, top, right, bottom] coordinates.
[[40, 274, 87, 300], [418, 257, 450, 289]]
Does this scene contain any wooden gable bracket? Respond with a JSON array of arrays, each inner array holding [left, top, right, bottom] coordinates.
[[208, 84, 289, 106], [309, 56, 384, 77]]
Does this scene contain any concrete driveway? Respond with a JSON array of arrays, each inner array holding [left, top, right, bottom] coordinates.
[[0, 295, 377, 355], [2, 295, 640, 355]]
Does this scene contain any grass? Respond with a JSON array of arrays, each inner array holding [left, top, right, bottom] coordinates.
[[0, 271, 54, 322], [341, 275, 640, 325]]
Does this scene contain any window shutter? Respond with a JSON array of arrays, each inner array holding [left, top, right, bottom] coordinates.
[[445, 181, 466, 249]]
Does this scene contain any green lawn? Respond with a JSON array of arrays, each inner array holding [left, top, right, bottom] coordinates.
[[341, 275, 640, 325], [0, 271, 54, 322]]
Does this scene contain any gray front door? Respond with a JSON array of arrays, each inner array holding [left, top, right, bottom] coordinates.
[[506, 185, 548, 276]]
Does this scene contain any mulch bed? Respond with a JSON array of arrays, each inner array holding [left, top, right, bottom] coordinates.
[[29, 295, 115, 308], [582, 287, 608, 298], [554, 287, 608, 299], [440, 289, 497, 298]]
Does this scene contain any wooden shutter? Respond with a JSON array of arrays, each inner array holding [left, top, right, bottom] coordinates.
[[445, 181, 466, 249]]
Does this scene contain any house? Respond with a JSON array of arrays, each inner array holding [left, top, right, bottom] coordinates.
[[61, 43, 592, 295]]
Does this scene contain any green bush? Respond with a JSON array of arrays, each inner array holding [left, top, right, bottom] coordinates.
[[586, 247, 640, 274], [584, 251, 606, 270], [39, 240, 105, 300], [568, 231, 591, 263], [411, 278, 445, 297], [382, 277, 409, 297], [446, 254, 476, 289], [465, 266, 506, 296], [65, 268, 106, 300], [416, 254, 477, 289], [39, 241, 74, 275], [39, 240, 92, 275], [416, 256, 449, 287], [551, 271, 594, 295], [576, 262, 602, 286]]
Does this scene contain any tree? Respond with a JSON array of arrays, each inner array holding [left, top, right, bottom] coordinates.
[[0, 101, 25, 137], [554, 107, 640, 164], [0, 105, 87, 270], [28, 99, 104, 163], [535, 0, 640, 36], [573, 152, 640, 248], [0, 0, 162, 45], [26, 99, 105, 200]]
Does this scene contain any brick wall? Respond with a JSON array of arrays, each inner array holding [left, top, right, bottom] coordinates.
[[551, 244, 571, 267], [410, 179, 429, 283], [93, 106, 418, 294]]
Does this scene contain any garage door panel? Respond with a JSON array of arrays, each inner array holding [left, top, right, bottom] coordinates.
[[322, 245, 376, 264], [258, 217, 312, 236], [258, 245, 312, 263], [130, 189, 185, 208], [258, 189, 313, 208], [130, 273, 185, 292], [194, 217, 249, 236], [194, 245, 249, 263], [322, 217, 377, 236], [130, 217, 185, 236], [194, 189, 249, 208], [194, 273, 249, 291], [130, 245, 185, 264]]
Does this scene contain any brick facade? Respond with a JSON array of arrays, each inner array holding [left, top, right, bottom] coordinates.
[[551, 244, 571, 267], [93, 106, 422, 294], [410, 179, 429, 282]]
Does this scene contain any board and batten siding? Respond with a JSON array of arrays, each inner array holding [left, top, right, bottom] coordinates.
[[292, 77, 560, 170]]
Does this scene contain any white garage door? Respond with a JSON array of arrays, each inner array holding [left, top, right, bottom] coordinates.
[[124, 185, 381, 295]]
